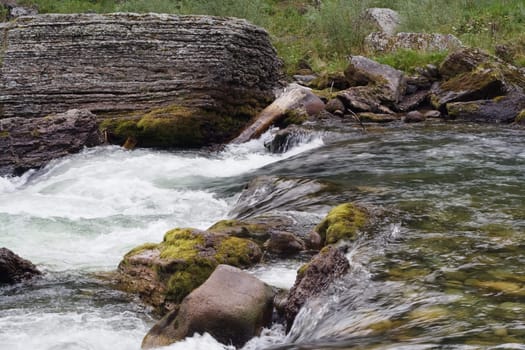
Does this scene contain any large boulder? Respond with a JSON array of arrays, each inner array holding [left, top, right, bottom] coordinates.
[[283, 245, 349, 329], [363, 8, 400, 36], [231, 84, 324, 144], [446, 93, 525, 123], [116, 228, 262, 313], [142, 265, 274, 349], [0, 109, 103, 175], [0, 13, 282, 146], [365, 32, 462, 54], [0, 247, 41, 285], [338, 56, 406, 113]]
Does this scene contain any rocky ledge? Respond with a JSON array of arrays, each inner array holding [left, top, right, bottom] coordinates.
[[0, 13, 281, 147]]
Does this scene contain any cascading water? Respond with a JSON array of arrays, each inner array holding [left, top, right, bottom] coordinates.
[[2, 123, 525, 350]]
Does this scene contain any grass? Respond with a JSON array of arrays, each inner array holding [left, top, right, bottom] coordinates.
[[13, 0, 525, 73]]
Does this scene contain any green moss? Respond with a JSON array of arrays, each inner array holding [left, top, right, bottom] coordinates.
[[315, 203, 368, 245], [0, 131, 9, 138], [215, 236, 260, 267], [374, 49, 449, 74], [515, 109, 525, 123], [165, 259, 216, 302], [160, 228, 205, 260], [124, 242, 159, 258], [447, 102, 481, 118], [207, 219, 267, 240], [441, 64, 503, 93], [278, 109, 308, 128]]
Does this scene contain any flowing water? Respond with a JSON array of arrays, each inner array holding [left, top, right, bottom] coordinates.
[[1, 123, 525, 349]]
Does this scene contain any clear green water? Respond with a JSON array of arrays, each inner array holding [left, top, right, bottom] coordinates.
[[1, 123, 525, 349]]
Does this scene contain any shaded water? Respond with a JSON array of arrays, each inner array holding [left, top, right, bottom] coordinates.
[[1, 124, 525, 349]]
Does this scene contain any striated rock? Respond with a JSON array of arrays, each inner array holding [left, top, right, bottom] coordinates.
[[116, 228, 261, 313], [142, 265, 274, 349], [284, 245, 349, 328], [0, 247, 41, 285], [438, 48, 495, 80], [0, 109, 103, 175], [365, 32, 462, 54], [0, 13, 281, 146], [398, 89, 430, 112], [231, 84, 324, 144], [363, 8, 400, 36], [446, 93, 525, 123], [431, 48, 525, 119]]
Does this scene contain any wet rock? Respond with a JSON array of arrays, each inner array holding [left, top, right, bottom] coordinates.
[[0, 13, 281, 147], [116, 228, 261, 313], [264, 125, 315, 153], [446, 93, 525, 123], [313, 203, 368, 246], [142, 265, 274, 349], [515, 109, 525, 125], [0, 247, 41, 285], [423, 110, 442, 119], [231, 84, 324, 144], [0, 109, 103, 175], [365, 32, 462, 54], [264, 231, 306, 256], [404, 110, 426, 123], [229, 175, 325, 219], [363, 8, 400, 36], [284, 245, 349, 328]]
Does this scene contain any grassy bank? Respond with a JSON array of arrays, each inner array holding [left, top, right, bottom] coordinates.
[[15, 0, 525, 73]]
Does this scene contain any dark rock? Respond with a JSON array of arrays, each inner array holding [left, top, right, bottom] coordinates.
[[365, 32, 462, 54], [398, 90, 430, 112], [264, 125, 315, 153], [284, 245, 349, 328], [264, 231, 306, 256], [142, 265, 274, 349], [0, 247, 41, 285], [0, 109, 103, 175], [325, 98, 346, 114], [446, 93, 525, 123], [431, 48, 525, 117], [404, 110, 426, 123], [0, 13, 281, 147], [116, 228, 262, 313], [363, 8, 400, 36]]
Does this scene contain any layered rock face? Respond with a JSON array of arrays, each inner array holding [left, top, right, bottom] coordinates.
[[0, 13, 281, 119]]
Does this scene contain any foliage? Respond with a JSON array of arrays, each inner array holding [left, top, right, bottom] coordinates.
[[16, 0, 525, 73], [374, 50, 449, 73]]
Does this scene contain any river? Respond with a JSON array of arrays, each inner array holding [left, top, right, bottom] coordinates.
[[1, 123, 524, 349]]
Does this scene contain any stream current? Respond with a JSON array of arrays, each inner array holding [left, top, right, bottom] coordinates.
[[1, 123, 525, 349]]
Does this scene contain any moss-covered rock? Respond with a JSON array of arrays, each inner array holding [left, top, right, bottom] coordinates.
[[117, 227, 262, 313], [99, 104, 250, 148], [314, 203, 368, 245]]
